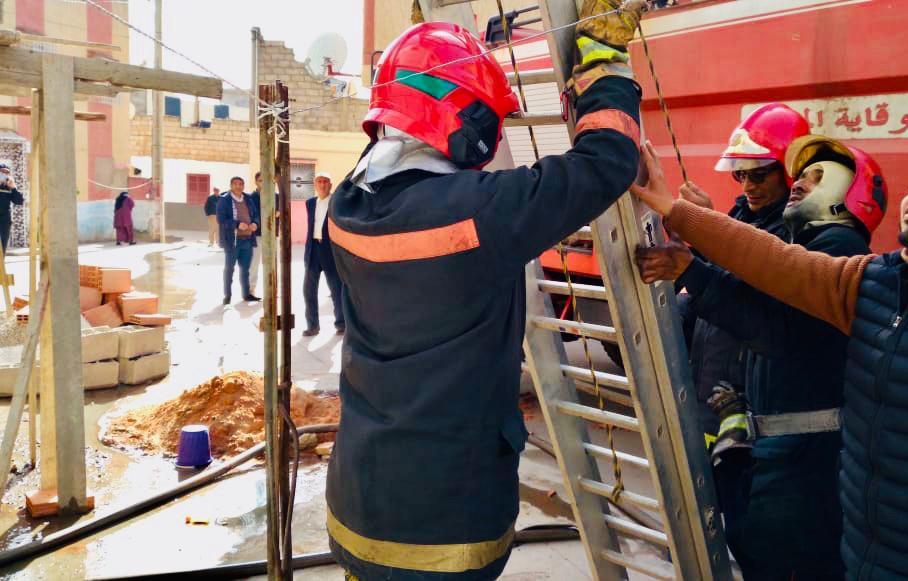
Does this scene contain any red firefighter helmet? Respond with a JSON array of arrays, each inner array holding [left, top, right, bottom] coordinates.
[[715, 103, 810, 185], [785, 135, 888, 235], [365, 22, 519, 169]]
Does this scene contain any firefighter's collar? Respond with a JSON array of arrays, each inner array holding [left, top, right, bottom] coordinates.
[[352, 126, 457, 193]]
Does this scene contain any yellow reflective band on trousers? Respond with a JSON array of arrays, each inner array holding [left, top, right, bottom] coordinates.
[[719, 413, 748, 436], [703, 432, 717, 448], [576, 36, 629, 65], [327, 508, 515, 573]]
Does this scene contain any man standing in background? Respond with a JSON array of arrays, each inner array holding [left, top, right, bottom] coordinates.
[[205, 186, 220, 247], [303, 172, 343, 336], [0, 163, 24, 253], [216, 176, 260, 305]]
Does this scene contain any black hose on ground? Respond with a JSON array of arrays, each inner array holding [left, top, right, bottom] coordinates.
[[0, 424, 340, 570], [94, 525, 582, 580]]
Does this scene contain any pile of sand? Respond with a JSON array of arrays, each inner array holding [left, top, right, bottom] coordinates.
[[103, 371, 340, 458]]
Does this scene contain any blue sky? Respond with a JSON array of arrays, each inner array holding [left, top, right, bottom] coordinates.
[[128, 0, 365, 91]]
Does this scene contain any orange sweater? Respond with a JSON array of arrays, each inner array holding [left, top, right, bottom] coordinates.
[[665, 199, 876, 335]]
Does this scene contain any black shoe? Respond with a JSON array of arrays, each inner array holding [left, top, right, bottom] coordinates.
[[223, 296, 231, 305], [129, 241, 137, 245], [335, 326, 345, 336], [244, 295, 261, 302], [116, 242, 122, 246], [302, 328, 319, 337]]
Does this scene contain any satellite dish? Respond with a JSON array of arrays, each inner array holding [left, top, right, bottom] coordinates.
[[306, 33, 348, 78]]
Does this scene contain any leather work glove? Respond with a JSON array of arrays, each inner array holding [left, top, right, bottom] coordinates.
[[570, 0, 648, 95], [707, 381, 753, 466]]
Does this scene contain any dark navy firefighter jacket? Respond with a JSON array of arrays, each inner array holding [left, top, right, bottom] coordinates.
[[325, 76, 641, 580]]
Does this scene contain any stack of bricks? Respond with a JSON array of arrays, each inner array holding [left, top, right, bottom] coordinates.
[[118, 325, 170, 385], [79, 265, 171, 328]]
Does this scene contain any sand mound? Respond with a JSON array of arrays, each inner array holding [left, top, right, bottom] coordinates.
[[103, 371, 340, 457]]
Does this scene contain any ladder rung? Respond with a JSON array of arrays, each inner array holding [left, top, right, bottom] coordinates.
[[555, 400, 639, 432], [601, 549, 675, 580], [576, 226, 592, 240], [604, 514, 669, 547], [578, 478, 660, 511], [530, 316, 617, 342], [574, 380, 634, 408], [537, 280, 608, 301], [507, 69, 556, 86], [561, 364, 629, 391], [583, 442, 650, 471], [503, 112, 564, 128]]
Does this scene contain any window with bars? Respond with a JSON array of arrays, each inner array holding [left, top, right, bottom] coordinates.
[[186, 173, 211, 205], [289, 161, 316, 200]]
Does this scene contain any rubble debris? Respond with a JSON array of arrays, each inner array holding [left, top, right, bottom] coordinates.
[[102, 371, 340, 458]]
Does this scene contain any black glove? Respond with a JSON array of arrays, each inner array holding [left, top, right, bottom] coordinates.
[[707, 381, 753, 466]]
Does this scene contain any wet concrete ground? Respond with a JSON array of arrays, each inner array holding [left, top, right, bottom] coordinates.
[[0, 231, 681, 579]]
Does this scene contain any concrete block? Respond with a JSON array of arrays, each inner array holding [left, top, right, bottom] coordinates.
[[83, 360, 119, 390], [119, 349, 170, 385], [81, 326, 119, 363], [0, 363, 21, 396], [118, 325, 165, 359]]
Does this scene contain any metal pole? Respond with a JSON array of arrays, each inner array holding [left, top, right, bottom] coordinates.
[[153, 0, 165, 243], [275, 80, 294, 579], [258, 83, 282, 579]]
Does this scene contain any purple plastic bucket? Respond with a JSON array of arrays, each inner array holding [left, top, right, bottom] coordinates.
[[175, 425, 213, 469]]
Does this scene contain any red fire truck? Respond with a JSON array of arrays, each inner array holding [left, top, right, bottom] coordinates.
[[491, 0, 908, 362]]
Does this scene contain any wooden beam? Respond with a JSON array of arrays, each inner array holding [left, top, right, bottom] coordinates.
[[0, 30, 21, 47], [19, 32, 121, 52], [39, 54, 88, 514], [0, 45, 222, 98], [0, 70, 120, 97], [0, 105, 107, 122], [27, 89, 41, 467]]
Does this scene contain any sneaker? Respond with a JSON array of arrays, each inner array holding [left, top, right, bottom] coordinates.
[[335, 326, 345, 336], [244, 295, 261, 302], [223, 296, 231, 305], [302, 328, 319, 337]]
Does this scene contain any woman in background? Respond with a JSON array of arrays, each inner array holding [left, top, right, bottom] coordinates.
[[114, 191, 135, 245]]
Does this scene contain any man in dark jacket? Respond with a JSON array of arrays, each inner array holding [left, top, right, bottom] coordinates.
[[204, 187, 219, 247], [668, 104, 809, 440], [635, 136, 886, 580], [324, 4, 644, 578], [216, 176, 260, 304], [303, 172, 343, 336], [0, 163, 24, 253]]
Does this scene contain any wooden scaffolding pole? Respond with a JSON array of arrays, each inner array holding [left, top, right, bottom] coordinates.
[[27, 89, 42, 466], [37, 54, 88, 512], [259, 83, 283, 579]]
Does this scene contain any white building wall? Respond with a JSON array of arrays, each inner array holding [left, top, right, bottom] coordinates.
[[131, 156, 250, 203]]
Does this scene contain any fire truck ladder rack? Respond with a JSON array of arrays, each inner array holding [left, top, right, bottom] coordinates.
[[506, 1, 731, 579]]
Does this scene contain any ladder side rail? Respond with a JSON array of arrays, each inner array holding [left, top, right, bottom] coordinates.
[[617, 198, 732, 575]]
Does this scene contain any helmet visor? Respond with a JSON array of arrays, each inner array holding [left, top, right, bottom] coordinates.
[[714, 157, 778, 172]]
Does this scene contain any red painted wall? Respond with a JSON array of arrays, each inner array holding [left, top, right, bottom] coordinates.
[[630, 1, 908, 252], [86, 0, 115, 201]]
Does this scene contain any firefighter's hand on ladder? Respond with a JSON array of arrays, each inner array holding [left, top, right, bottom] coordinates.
[[629, 141, 674, 217]]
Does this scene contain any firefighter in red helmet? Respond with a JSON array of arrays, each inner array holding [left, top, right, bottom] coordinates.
[[325, 2, 646, 578], [636, 133, 887, 578]]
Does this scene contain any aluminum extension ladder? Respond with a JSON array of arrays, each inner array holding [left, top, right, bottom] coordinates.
[[417, 1, 731, 579]]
